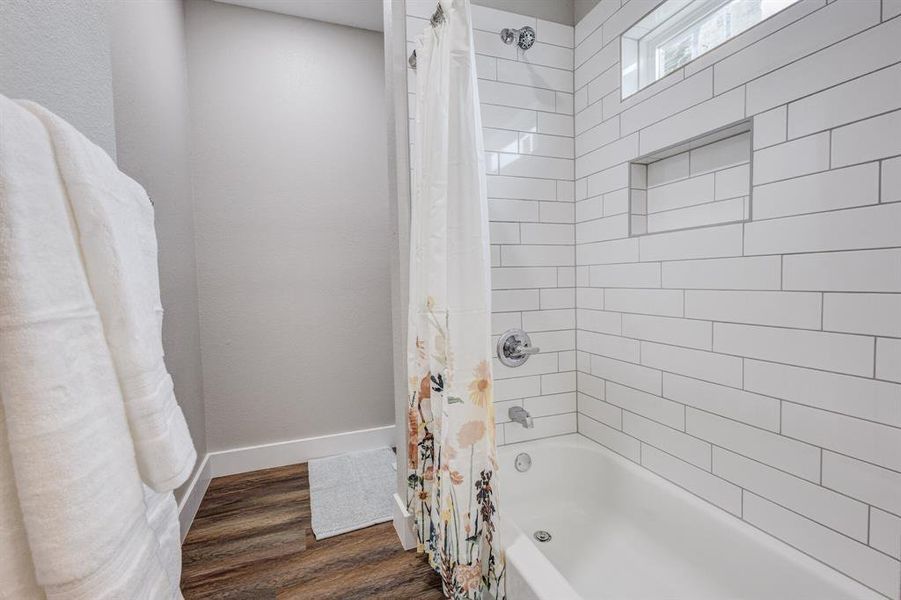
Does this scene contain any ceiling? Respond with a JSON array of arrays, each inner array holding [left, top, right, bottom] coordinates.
[[213, 0, 384, 32], [212, 0, 599, 31]]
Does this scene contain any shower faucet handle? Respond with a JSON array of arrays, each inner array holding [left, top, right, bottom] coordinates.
[[497, 329, 540, 368]]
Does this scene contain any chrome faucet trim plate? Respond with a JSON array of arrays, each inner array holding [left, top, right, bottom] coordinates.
[[497, 328, 540, 368]]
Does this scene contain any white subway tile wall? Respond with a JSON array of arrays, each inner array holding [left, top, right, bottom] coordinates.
[[572, 0, 901, 597], [407, 1, 901, 595], [407, 2, 578, 445]]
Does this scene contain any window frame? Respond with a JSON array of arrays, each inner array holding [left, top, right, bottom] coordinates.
[[621, 0, 800, 100]]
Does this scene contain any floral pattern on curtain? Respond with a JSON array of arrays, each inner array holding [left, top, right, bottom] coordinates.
[[406, 1, 504, 599]]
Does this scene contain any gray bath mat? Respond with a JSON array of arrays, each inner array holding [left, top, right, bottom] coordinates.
[[309, 447, 396, 539]]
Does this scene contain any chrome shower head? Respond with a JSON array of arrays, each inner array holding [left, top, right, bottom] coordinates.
[[500, 25, 536, 51]]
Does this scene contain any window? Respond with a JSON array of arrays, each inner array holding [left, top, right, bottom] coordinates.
[[622, 0, 799, 97]]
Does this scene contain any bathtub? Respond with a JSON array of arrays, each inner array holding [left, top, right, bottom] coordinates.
[[499, 434, 882, 600]]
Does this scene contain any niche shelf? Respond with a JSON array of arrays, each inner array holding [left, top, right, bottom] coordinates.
[[629, 120, 753, 237]]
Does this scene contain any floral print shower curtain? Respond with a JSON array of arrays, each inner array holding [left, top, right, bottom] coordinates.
[[406, 1, 504, 598]]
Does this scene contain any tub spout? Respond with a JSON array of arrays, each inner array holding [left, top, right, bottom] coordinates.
[[509, 406, 534, 429]]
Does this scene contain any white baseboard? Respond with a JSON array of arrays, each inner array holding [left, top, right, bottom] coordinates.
[[207, 424, 396, 478], [393, 492, 417, 550], [177, 454, 211, 542]]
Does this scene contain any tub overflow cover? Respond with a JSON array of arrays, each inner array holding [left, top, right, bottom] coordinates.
[[514, 452, 531, 472]]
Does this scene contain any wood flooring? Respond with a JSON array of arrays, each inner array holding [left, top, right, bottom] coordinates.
[[181, 463, 444, 599]]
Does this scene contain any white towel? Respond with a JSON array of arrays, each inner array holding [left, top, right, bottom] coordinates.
[[0, 405, 41, 599], [20, 100, 196, 492], [0, 95, 189, 598]]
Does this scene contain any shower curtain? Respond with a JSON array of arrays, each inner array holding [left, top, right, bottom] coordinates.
[[406, 1, 504, 598]]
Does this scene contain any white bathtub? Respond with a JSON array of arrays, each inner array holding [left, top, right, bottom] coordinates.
[[499, 434, 882, 600]]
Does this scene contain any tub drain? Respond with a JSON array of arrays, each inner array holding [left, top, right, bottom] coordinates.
[[533, 530, 552, 543]]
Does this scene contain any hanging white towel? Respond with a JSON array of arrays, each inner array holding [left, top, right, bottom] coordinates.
[[20, 101, 196, 492], [0, 95, 189, 598]]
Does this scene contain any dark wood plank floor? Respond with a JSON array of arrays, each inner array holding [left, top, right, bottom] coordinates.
[[181, 463, 444, 599]]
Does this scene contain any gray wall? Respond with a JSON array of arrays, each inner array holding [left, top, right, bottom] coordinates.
[[186, 0, 394, 451], [0, 0, 117, 157], [573, 0, 602, 24], [110, 0, 206, 500], [474, 0, 576, 25]]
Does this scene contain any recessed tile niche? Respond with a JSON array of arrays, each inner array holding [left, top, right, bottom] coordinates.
[[630, 121, 752, 236]]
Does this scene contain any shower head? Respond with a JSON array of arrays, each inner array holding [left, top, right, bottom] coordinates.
[[500, 26, 536, 51]]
